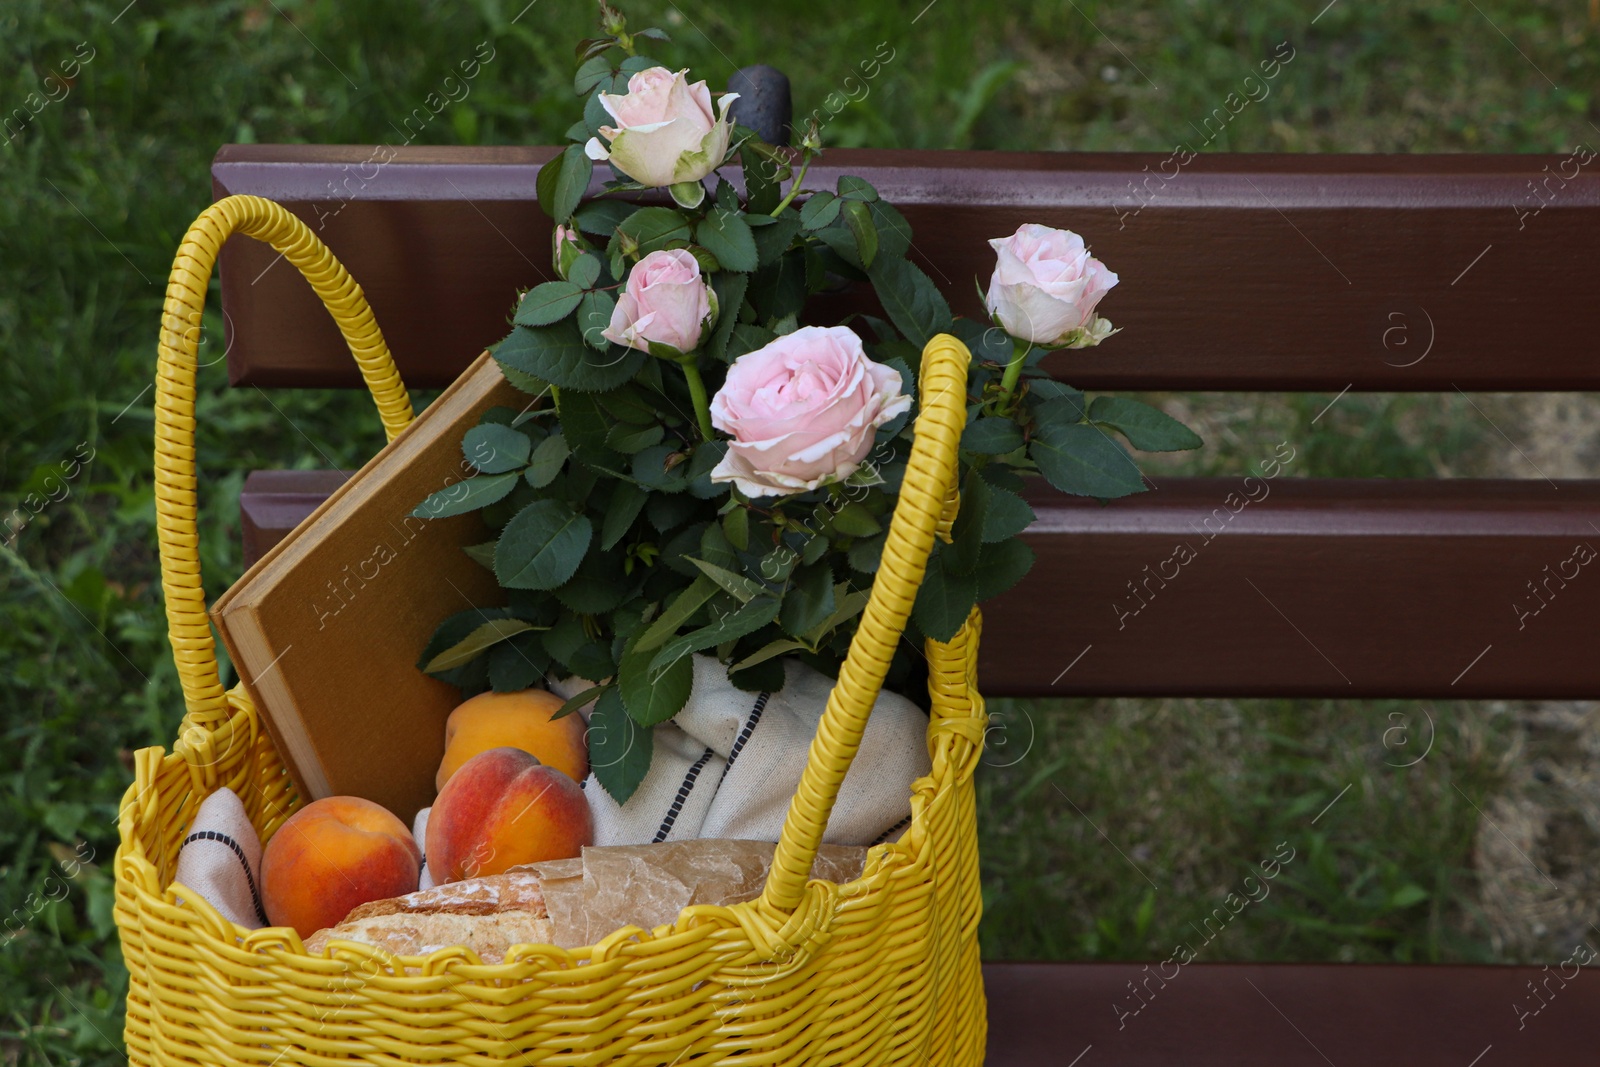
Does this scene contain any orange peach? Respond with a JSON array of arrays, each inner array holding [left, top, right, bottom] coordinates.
[[427, 747, 592, 882], [260, 796, 421, 938], [436, 688, 588, 791]]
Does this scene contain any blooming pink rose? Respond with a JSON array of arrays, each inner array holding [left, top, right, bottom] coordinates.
[[603, 249, 713, 354], [583, 67, 737, 189], [986, 223, 1119, 348], [710, 326, 912, 498]]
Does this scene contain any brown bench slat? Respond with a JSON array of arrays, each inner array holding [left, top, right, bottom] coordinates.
[[982, 961, 1594, 1065], [213, 145, 1600, 393], [238, 473, 1600, 698]]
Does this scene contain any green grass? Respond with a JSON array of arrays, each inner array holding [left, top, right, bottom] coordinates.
[[2, 0, 1595, 1061]]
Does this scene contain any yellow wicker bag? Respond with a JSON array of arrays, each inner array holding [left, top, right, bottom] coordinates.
[[115, 195, 988, 1066]]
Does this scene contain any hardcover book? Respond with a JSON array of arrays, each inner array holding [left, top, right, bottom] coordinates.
[[212, 353, 519, 821]]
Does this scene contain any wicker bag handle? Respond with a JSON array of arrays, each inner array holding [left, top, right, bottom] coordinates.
[[759, 333, 971, 917], [155, 195, 412, 732]]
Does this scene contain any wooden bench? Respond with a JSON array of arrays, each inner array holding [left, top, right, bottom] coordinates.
[[216, 143, 1600, 1064]]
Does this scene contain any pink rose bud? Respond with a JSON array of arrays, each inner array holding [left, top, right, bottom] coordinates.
[[552, 224, 583, 280], [709, 325, 912, 498], [602, 248, 713, 354], [583, 67, 738, 189], [985, 223, 1119, 348]]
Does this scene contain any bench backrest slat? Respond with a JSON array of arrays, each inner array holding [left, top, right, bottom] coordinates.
[[214, 145, 1600, 392]]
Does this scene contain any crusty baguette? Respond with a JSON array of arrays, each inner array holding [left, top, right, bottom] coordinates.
[[304, 868, 552, 962]]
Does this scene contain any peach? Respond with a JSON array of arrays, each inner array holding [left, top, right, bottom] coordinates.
[[436, 688, 588, 791], [260, 796, 421, 938], [427, 747, 593, 882]]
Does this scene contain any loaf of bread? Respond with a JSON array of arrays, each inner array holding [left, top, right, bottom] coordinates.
[[304, 867, 553, 962]]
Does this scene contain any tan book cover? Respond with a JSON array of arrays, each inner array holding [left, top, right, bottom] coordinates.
[[212, 353, 522, 822]]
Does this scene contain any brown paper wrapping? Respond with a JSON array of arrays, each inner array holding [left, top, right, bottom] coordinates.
[[527, 839, 867, 949]]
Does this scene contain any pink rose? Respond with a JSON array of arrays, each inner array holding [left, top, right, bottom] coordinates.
[[986, 223, 1119, 348], [583, 67, 737, 189], [552, 224, 583, 280], [710, 326, 912, 498], [603, 249, 714, 354]]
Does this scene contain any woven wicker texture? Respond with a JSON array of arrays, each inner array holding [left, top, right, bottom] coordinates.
[[116, 196, 988, 1066]]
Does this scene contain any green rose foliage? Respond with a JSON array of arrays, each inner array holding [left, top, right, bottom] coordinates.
[[411, 6, 1201, 803]]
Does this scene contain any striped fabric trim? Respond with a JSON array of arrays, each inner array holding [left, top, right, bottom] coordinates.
[[716, 691, 770, 790], [181, 829, 268, 925], [870, 814, 912, 847], [654, 747, 717, 843]]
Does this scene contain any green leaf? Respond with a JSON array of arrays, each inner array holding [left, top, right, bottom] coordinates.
[[462, 423, 533, 474], [633, 443, 688, 492], [946, 472, 987, 575], [463, 541, 497, 569], [487, 637, 548, 693], [976, 538, 1035, 600], [800, 191, 841, 229], [551, 684, 606, 721], [848, 530, 886, 573], [722, 506, 750, 550], [413, 471, 518, 518], [423, 618, 538, 673], [740, 139, 783, 214], [1031, 422, 1147, 499], [868, 256, 953, 349], [1030, 388, 1086, 425], [575, 289, 615, 349], [498, 363, 551, 396], [648, 595, 781, 676], [837, 175, 879, 202], [688, 557, 765, 603], [729, 637, 808, 674], [417, 607, 521, 686], [494, 500, 593, 590], [617, 206, 692, 255], [572, 199, 634, 237], [590, 687, 654, 804], [495, 320, 644, 393], [867, 200, 912, 260], [574, 55, 613, 95], [727, 323, 777, 360], [830, 501, 881, 538], [536, 144, 593, 224], [843, 199, 878, 268], [696, 207, 758, 272], [982, 487, 1036, 543], [1089, 396, 1203, 452], [962, 416, 1024, 455], [618, 640, 694, 726], [747, 249, 807, 324], [780, 561, 835, 637], [605, 421, 665, 454], [514, 281, 584, 326], [913, 553, 978, 643], [556, 552, 632, 615], [803, 584, 871, 644], [601, 481, 649, 549], [707, 272, 748, 362], [646, 492, 698, 532], [568, 253, 602, 290], [753, 210, 802, 269], [633, 575, 718, 652], [524, 432, 569, 489], [729, 655, 785, 692]]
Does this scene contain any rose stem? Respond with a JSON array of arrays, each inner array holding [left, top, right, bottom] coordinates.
[[677, 356, 716, 440], [994, 336, 1033, 413], [770, 153, 813, 217]]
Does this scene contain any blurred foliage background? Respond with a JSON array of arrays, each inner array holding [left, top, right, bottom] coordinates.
[[4, 1, 1598, 1062]]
